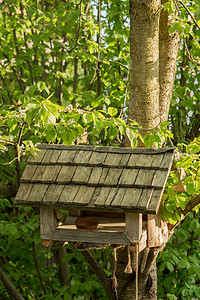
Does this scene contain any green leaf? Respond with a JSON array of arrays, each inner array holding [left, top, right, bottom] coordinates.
[[108, 107, 118, 117], [108, 125, 118, 139], [63, 130, 74, 146], [82, 112, 93, 124], [160, 121, 169, 129]]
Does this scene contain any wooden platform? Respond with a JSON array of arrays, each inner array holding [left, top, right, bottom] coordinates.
[[41, 216, 147, 250]]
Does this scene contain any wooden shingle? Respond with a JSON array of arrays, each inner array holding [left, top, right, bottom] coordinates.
[[14, 144, 174, 214]]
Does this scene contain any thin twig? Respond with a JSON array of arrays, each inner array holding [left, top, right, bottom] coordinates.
[[178, 0, 200, 30], [68, 0, 82, 53], [32, 241, 47, 295], [119, 68, 130, 118]]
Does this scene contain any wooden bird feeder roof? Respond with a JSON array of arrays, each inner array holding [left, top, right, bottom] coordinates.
[[14, 144, 174, 215]]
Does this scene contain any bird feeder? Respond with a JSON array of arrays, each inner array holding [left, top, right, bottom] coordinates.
[[14, 144, 175, 252]]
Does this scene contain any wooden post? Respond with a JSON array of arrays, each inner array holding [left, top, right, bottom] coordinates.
[[40, 208, 57, 247], [125, 213, 142, 242]]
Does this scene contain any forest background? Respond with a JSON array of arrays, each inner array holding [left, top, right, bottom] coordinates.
[[0, 0, 199, 299]]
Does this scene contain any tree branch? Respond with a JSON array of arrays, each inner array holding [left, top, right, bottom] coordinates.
[[32, 242, 47, 295], [178, 0, 200, 30], [81, 250, 117, 300], [0, 267, 24, 300]]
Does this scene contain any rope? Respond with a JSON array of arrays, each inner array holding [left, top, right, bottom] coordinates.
[[135, 244, 139, 300]]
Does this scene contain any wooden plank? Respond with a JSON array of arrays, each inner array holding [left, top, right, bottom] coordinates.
[[119, 154, 130, 167], [88, 151, 107, 165], [135, 154, 154, 167], [73, 186, 95, 205], [58, 185, 80, 204], [31, 165, 47, 181], [72, 166, 93, 183], [127, 154, 138, 167], [125, 213, 142, 240], [56, 166, 77, 183], [104, 188, 118, 206], [40, 208, 56, 239], [151, 154, 165, 168], [147, 189, 163, 214], [27, 183, 49, 203], [136, 188, 154, 209], [14, 183, 33, 203], [104, 168, 123, 185], [121, 188, 142, 208], [53, 226, 128, 245], [21, 165, 37, 182], [41, 150, 54, 164], [111, 188, 126, 207], [104, 153, 123, 166], [37, 143, 174, 154], [57, 150, 77, 164], [73, 150, 92, 164], [42, 184, 65, 204], [160, 152, 174, 169], [88, 167, 103, 185], [94, 187, 111, 206], [50, 150, 62, 164], [134, 169, 155, 186], [148, 214, 161, 248], [98, 168, 109, 184], [118, 169, 139, 186], [33, 165, 61, 183], [152, 170, 168, 188], [28, 149, 46, 163]]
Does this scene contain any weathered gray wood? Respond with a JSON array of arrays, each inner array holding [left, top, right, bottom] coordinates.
[[160, 152, 174, 169], [56, 166, 77, 183], [147, 189, 163, 214], [28, 183, 49, 203], [73, 186, 95, 205], [111, 188, 126, 207], [31, 165, 46, 181], [151, 154, 165, 168], [32, 165, 61, 183], [121, 188, 142, 208], [135, 154, 154, 167], [73, 150, 92, 163], [127, 154, 138, 167], [104, 188, 118, 206], [40, 208, 56, 239], [152, 170, 168, 188], [89, 151, 107, 164], [37, 143, 174, 154], [14, 183, 33, 202], [57, 150, 77, 164], [136, 188, 154, 209], [125, 213, 142, 240], [119, 154, 131, 166], [94, 187, 111, 206], [134, 169, 155, 186], [59, 185, 80, 204], [98, 168, 109, 184], [21, 165, 37, 182], [28, 149, 46, 163], [88, 167, 102, 185], [41, 150, 54, 164], [104, 168, 123, 185], [118, 169, 139, 186], [104, 153, 123, 166], [72, 166, 93, 183], [42, 184, 65, 204], [49, 150, 62, 164]]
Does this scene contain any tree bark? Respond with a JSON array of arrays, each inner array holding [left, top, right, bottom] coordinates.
[[0, 268, 24, 300], [118, 0, 180, 299], [159, 0, 180, 122], [128, 0, 161, 131]]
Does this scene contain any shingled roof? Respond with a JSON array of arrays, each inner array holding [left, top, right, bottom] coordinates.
[[14, 144, 174, 214]]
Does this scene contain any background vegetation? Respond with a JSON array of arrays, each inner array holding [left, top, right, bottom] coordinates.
[[0, 0, 199, 299]]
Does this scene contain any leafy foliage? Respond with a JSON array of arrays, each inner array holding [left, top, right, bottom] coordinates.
[[0, 0, 199, 299]]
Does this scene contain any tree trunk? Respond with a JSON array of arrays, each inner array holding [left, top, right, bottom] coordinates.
[[117, 0, 180, 299]]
